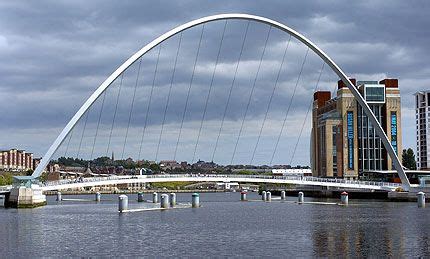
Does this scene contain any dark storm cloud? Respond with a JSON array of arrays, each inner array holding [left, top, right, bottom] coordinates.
[[1, 0, 429, 164]]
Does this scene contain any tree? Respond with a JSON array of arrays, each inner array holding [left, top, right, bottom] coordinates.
[[402, 148, 417, 170]]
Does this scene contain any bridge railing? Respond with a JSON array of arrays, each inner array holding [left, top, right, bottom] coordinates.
[[0, 185, 12, 192], [41, 173, 402, 189]]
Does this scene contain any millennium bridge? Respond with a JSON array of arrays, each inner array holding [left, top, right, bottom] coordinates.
[[3, 13, 422, 207]]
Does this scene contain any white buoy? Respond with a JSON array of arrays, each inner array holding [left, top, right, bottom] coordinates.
[[137, 192, 144, 202], [56, 191, 62, 202], [417, 192, 426, 208], [298, 192, 304, 203], [161, 194, 169, 208], [95, 192, 101, 202], [266, 191, 272, 202], [192, 193, 200, 208], [281, 191, 286, 201], [152, 192, 158, 203], [262, 191, 267, 201], [240, 191, 247, 201], [118, 195, 128, 213], [340, 191, 349, 205], [170, 193, 176, 207]]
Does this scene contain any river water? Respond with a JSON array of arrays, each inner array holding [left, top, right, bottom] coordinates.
[[0, 192, 429, 257]]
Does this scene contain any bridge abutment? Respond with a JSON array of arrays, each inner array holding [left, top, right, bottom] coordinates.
[[5, 185, 46, 208]]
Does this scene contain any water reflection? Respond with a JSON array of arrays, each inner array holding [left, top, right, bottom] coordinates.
[[309, 201, 429, 257], [0, 194, 428, 257]]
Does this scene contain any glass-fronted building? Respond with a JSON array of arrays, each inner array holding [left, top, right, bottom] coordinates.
[[311, 78, 402, 180]]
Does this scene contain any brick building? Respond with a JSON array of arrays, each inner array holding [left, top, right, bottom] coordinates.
[[311, 78, 402, 179], [0, 148, 41, 172]]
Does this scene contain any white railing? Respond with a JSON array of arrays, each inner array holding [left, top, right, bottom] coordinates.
[[0, 185, 12, 192], [41, 174, 402, 189]]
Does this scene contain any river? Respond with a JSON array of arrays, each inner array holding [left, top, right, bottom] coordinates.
[[0, 192, 429, 257]]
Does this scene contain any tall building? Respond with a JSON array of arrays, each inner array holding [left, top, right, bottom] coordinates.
[[0, 148, 38, 172], [415, 90, 430, 170], [311, 78, 402, 179]]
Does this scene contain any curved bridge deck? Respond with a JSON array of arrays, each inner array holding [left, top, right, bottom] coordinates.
[[41, 174, 401, 191]]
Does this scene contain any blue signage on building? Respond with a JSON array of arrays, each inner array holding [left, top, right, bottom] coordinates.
[[347, 111, 354, 169], [391, 112, 397, 154]]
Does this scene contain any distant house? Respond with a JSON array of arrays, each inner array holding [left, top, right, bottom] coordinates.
[[159, 160, 181, 170], [272, 169, 312, 176]]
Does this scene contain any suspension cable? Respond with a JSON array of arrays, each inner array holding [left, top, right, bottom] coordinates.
[[64, 130, 74, 157], [211, 21, 250, 163], [173, 25, 205, 161], [76, 110, 90, 158], [250, 35, 291, 165], [155, 33, 183, 161], [332, 73, 339, 97], [191, 21, 227, 163], [106, 73, 124, 157], [270, 47, 309, 165], [121, 58, 143, 160], [290, 63, 325, 165], [138, 45, 162, 161], [230, 26, 272, 165], [90, 91, 107, 160]]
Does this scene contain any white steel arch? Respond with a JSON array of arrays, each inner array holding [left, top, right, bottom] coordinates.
[[31, 13, 411, 190]]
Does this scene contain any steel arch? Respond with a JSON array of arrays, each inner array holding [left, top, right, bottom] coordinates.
[[32, 13, 410, 190]]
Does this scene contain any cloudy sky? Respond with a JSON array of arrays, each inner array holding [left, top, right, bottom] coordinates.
[[0, 1, 429, 166]]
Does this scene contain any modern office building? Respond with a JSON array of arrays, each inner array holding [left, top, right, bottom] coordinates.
[[311, 78, 402, 179], [415, 90, 430, 170]]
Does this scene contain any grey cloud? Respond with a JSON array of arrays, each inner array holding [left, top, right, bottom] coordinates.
[[1, 0, 429, 165]]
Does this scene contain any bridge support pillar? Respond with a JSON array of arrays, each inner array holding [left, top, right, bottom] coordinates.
[[417, 192, 425, 208], [170, 193, 176, 207], [161, 194, 169, 208], [95, 192, 101, 202], [138, 192, 144, 202], [56, 191, 62, 202], [298, 192, 304, 203], [240, 191, 247, 201], [340, 192, 348, 205], [192, 193, 200, 208], [281, 191, 286, 201], [266, 191, 271, 202], [118, 195, 128, 212], [262, 191, 266, 201], [6, 185, 46, 208], [152, 192, 158, 203]]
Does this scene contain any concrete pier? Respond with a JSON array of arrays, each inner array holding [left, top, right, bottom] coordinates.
[[417, 192, 425, 208], [281, 191, 286, 201], [262, 191, 267, 201], [298, 192, 304, 203], [192, 193, 200, 208], [169, 193, 176, 207], [340, 191, 348, 205], [266, 191, 272, 202], [152, 192, 158, 203], [240, 191, 247, 201], [5, 185, 47, 208], [118, 195, 128, 213], [56, 191, 62, 202], [137, 192, 144, 202], [161, 194, 169, 208]]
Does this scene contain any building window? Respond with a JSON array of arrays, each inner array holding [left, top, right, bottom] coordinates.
[[347, 111, 354, 169], [332, 125, 337, 175], [365, 86, 385, 102]]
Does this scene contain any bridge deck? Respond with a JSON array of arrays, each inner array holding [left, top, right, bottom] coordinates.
[[41, 174, 402, 191]]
